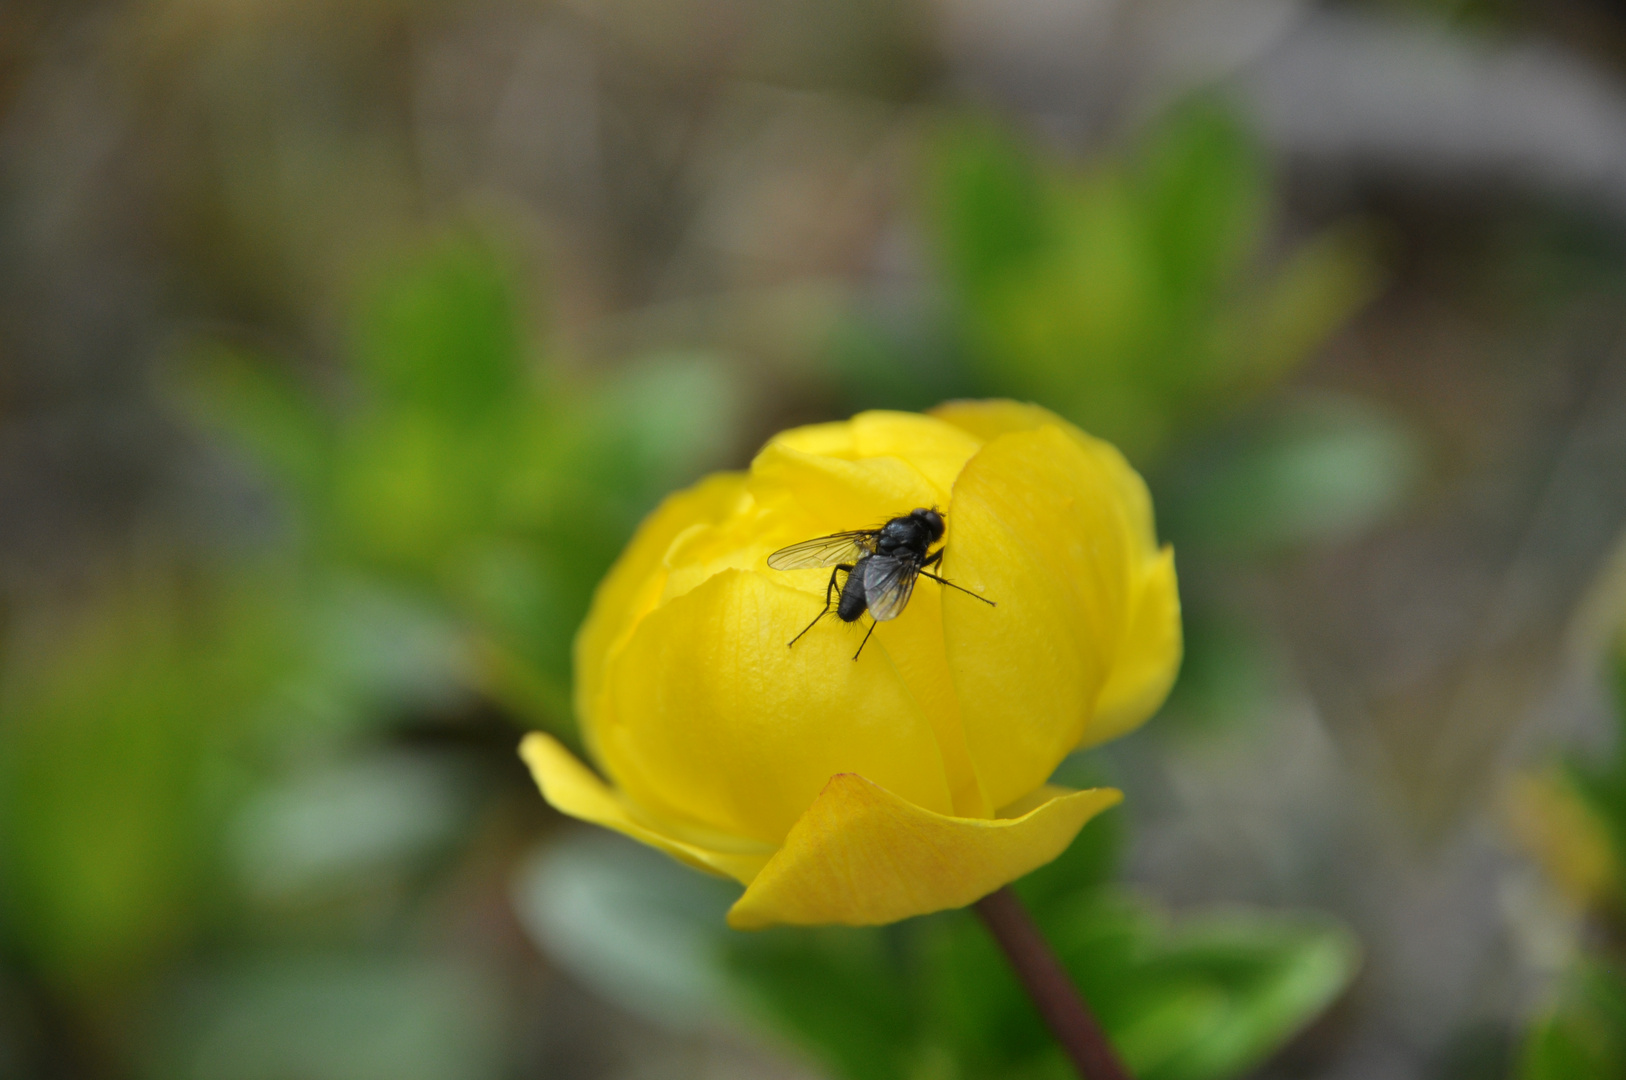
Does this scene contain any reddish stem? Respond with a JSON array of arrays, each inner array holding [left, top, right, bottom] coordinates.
[[972, 887, 1134, 1080]]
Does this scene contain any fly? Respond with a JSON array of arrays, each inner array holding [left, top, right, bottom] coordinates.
[[765, 507, 995, 659]]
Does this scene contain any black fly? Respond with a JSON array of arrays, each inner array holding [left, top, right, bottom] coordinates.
[[766, 508, 995, 659]]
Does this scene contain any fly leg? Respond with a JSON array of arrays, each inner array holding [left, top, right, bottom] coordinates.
[[853, 619, 877, 660], [788, 564, 852, 647], [920, 550, 995, 605]]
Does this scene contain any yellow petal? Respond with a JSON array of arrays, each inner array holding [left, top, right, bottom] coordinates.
[[765, 419, 858, 457], [933, 399, 1157, 550], [930, 398, 1059, 443], [747, 411, 983, 541], [519, 732, 771, 883], [771, 409, 985, 497], [866, 579, 990, 818], [726, 773, 1121, 928], [942, 424, 1138, 808], [842, 411, 985, 497], [595, 569, 957, 845], [748, 441, 944, 539], [1084, 545, 1182, 748], [574, 472, 749, 743], [935, 401, 1180, 752]]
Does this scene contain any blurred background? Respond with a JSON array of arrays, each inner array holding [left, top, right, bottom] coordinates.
[[6, 0, 1626, 1077]]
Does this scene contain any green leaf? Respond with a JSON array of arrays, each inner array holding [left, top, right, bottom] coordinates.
[[1118, 912, 1360, 1080], [172, 342, 332, 506], [1223, 222, 1386, 393], [1138, 102, 1268, 307], [513, 831, 740, 1031], [924, 101, 1384, 465], [1519, 961, 1626, 1080], [926, 117, 1049, 299], [596, 352, 745, 501], [513, 826, 1357, 1080], [724, 926, 918, 1080], [1165, 394, 1421, 554], [0, 578, 296, 991], [149, 955, 506, 1080], [1563, 650, 1626, 877], [230, 754, 472, 906], [352, 237, 525, 423], [921, 890, 1359, 1080]]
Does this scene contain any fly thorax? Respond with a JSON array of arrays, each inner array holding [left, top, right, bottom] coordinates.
[[877, 521, 917, 553]]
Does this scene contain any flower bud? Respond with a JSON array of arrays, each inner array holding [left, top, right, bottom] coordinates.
[[522, 401, 1180, 928]]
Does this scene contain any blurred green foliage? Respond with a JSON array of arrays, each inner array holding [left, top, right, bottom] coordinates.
[[0, 577, 298, 997], [148, 955, 506, 1080], [1513, 649, 1626, 1078], [518, 798, 1358, 1080], [927, 103, 1385, 465], [912, 100, 1414, 740], [1561, 659, 1626, 895], [0, 233, 741, 1075], [0, 564, 511, 1077], [1161, 393, 1421, 557], [181, 235, 738, 733], [1519, 961, 1626, 1080], [735, 816, 1357, 1080]]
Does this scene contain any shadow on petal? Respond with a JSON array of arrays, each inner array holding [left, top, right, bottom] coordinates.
[[727, 773, 1121, 929], [521, 733, 772, 884]]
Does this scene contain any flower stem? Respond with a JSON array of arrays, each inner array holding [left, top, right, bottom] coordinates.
[[972, 887, 1133, 1080]]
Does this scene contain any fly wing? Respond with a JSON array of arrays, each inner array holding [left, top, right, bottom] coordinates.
[[766, 531, 876, 570], [863, 554, 918, 621]]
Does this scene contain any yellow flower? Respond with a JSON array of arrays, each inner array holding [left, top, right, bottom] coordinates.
[[521, 401, 1181, 928]]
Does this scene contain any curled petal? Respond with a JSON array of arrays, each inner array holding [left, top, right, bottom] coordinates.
[[942, 425, 1130, 807], [771, 410, 985, 498], [573, 472, 749, 743], [748, 442, 943, 542], [520, 732, 771, 882], [932, 399, 1158, 550], [934, 400, 1180, 753], [1085, 545, 1182, 748], [929, 398, 1059, 444], [726, 774, 1122, 929]]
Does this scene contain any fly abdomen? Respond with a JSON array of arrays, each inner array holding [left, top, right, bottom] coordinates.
[[836, 563, 869, 622]]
